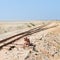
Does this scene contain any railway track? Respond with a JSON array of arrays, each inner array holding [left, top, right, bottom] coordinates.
[[0, 23, 57, 50]]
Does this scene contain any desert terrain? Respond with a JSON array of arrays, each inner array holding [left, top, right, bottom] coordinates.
[[0, 21, 60, 60]]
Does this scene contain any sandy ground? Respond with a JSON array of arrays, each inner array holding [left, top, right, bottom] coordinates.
[[0, 21, 60, 60]]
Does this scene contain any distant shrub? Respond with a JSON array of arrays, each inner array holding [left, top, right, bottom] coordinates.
[[4, 30, 7, 33], [27, 24, 31, 27], [30, 23, 35, 26], [16, 26, 21, 29]]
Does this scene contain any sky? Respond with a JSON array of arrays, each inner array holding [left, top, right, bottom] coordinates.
[[0, 0, 60, 21]]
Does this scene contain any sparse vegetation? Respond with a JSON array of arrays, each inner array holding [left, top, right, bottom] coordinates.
[[27, 24, 31, 27], [30, 23, 35, 26]]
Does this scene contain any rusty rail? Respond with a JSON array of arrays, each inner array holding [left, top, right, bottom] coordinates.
[[0, 23, 57, 50]]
